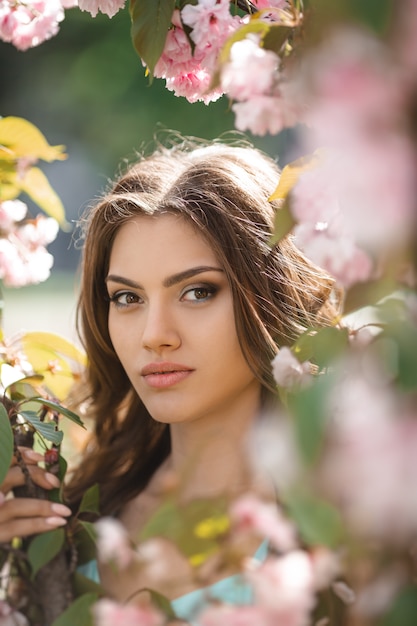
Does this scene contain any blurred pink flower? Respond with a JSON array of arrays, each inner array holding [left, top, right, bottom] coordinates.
[[95, 517, 133, 570], [0, 238, 53, 287], [296, 28, 416, 254], [0, 601, 28, 626], [271, 347, 312, 389], [321, 358, 417, 543], [92, 599, 165, 626], [293, 219, 373, 289], [78, 0, 125, 18], [17, 215, 59, 247], [0, 200, 27, 232], [0, 0, 64, 50], [246, 551, 315, 626], [230, 492, 297, 552], [233, 94, 292, 136], [291, 165, 373, 288], [221, 37, 278, 101]]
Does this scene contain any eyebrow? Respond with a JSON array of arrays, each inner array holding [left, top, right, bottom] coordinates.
[[106, 266, 224, 290]]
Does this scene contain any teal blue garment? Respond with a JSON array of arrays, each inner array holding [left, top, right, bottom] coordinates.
[[78, 541, 268, 625]]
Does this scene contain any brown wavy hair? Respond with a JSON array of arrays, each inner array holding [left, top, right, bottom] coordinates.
[[65, 137, 339, 515]]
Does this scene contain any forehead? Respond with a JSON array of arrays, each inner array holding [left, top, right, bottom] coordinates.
[[109, 214, 220, 272]]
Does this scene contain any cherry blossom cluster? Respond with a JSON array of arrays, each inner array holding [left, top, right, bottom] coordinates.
[[286, 26, 417, 290], [321, 352, 417, 544], [0, 0, 70, 50], [92, 493, 344, 626], [0, 199, 59, 287], [153, 0, 298, 135]]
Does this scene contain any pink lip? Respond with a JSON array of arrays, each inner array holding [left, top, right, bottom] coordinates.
[[141, 362, 194, 389]]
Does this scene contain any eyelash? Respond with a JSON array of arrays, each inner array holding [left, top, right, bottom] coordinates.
[[108, 284, 218, 309]]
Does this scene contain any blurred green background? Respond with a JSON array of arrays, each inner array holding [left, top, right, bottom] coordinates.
[[0, 6, 297, 339]]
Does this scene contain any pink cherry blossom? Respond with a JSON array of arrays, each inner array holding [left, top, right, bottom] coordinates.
[[181, 0, 236, 53], [92, 598, 165, 626], [290, 164, 374, 288], [16, 215, 59, 247], [271, 346, 312, 389], [232, 95, 290, 136], [0, 200, 27, 232], [95, 517, 133, 570], [245, 551, 316, 626], [0, 0, 64, 50], [78, 0, 125, 18], [293, 219, 373, 289], [295, 28, 416, 256], [154, 9, 223, 104], [321, 356, 417, 543], [221, 37, 279, 101], [230, 492, 297, 552], [165, 69, 223, 104]]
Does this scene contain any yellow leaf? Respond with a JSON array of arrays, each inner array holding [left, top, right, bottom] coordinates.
[[20, 167, 69, 227], [19, 332, 86, 402], [0, 117, 66, 162], [219, 19, 270, 64], [269, 151, 323, 201]]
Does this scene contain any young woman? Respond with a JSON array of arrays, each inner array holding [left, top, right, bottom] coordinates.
[[0, 137, 339, 618]]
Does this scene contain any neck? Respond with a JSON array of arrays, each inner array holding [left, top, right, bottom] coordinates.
[[167, 382, 262, 501]]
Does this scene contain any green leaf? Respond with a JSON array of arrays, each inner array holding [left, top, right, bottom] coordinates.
[[79, 484, 100, 515], [343, 278, 398, 315], [309, 327, 349, 370], [379, 321, 417, 391], [378, 585, 417, 626], [27, 528, 65, 578], [24, 397, 85, 429], [348, 0, 393, 35], [270, 201, 295, 245], [288, 375, 332, 465], [0, 403, 13, 486], [20, 410, 63, 445], [51, 592, 99, 626], [145, 589, 177, 620], [262, 24, 293, 55], [130, 0, 175, 74], [72, 571, 104, 597], [73, 521, 98, 566], [292, 330, 315, 363], [286, 491, 344, 548]]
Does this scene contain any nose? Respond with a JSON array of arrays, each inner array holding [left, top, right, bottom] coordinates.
[[141, 301, 181, 353]]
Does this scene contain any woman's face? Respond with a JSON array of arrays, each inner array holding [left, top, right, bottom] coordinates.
[[106, 214, 261, 426]]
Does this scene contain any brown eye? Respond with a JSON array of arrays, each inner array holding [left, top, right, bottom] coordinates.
[[182, 285, 217, 302], [110, 291, 141, 308]]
